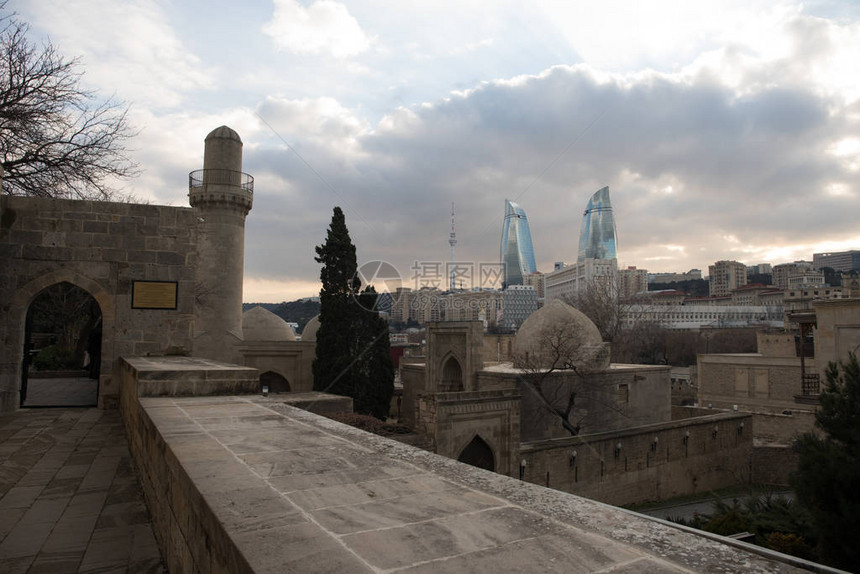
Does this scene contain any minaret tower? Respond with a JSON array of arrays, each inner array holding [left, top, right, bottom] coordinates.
[[188, 126, 253, 362], [449, 202, 457, 291]]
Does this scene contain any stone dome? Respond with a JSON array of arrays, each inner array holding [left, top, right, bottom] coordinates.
[[301, 315, 320, 342], [205, 125, 242, 143], [513, 299, 609, 370], [242, 307, 296, 341]]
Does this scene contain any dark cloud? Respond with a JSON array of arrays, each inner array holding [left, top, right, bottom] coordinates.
[[241, 63, 853, 295]]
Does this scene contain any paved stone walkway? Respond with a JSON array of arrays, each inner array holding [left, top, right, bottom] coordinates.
[[0, 408, 164, 573]]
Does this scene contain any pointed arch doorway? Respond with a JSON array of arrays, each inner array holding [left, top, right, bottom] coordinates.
[[457, 435, 496, 472], [21, 282, 101, 407]]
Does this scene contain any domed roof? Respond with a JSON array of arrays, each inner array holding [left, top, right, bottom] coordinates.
[[301, 314, 320, 342], [513, 299, 609, 370], [205, 125, 242, 143], [242, 307, 296, 341]]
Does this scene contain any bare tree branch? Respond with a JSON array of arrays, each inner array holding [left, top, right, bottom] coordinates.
[[513, 319, 611, 436], [1, 4, 138, 199]]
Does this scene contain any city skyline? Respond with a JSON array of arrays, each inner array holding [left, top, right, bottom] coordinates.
[[11, 0, 860, 301]]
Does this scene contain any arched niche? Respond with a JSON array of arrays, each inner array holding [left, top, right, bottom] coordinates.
[[440, 355, 464, 392], [457, 435, 495, 472], [260, 371, 290, 393]]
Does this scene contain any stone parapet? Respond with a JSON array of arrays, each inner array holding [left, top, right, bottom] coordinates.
[[121, 356, 260, 397], [121, 391, 812, 573]]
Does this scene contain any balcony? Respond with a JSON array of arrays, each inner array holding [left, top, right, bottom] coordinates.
[[188, 169, 254, 193]]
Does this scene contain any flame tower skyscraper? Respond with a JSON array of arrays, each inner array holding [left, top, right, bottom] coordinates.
[[577, 186, 617, 262], [500, 200, 537, 288]]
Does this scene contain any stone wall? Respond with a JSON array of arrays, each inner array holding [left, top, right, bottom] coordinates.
[[117, 357, 351, 574], [118, 357, 260, 574], [520, 412, 753, 507], [400, 363, 425, 428], [812, 299, 860, 378], [238, 340, 315, 393], [518, 365, 671, 442], [0, 196, 198, 412], [481, 332, 515, 364], [427, 389, 521, 477], [697, 353, 807, 413], [757, 331, 797, 358], [750, 410, 818, 445]]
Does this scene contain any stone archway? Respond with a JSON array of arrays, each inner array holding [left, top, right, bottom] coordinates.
[[21, 282, 102, 407], [8, 271, 114, 410], [440, 355, 464, 392], [457, 435, 495, 472], [260, 371, 290, 394]]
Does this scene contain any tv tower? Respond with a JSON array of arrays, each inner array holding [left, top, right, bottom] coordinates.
[[449, 202, 457, 291]]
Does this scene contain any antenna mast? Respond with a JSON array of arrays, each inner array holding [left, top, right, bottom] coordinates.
[[449, 202, 457, 291]]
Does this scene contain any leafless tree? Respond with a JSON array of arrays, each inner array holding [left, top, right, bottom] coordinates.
[[564, 278, 671, 364], [563, 276, 629, 344], [513, 319, 610, 436], [1, 3, 138, 199]]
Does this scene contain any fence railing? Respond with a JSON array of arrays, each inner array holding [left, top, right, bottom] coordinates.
[[188, 169, 254, 193], [801, 373, 820, 396]]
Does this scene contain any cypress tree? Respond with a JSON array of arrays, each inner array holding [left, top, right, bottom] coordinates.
[[313, 207, 394, 418], [791, 353, 860, 569]]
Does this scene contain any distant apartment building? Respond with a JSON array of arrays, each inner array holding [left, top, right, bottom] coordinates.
[[731, 284, 781, 306], [784, 286, 843, 313], [685, 295, 733, 307], [813, 250, 860, 272], [648, 269, 703, 283], [390, 287, 443, 324], [545, 258, 618, 303], [759, 290, 784, 308], [619, 266, 648, 299], [445, 290, 501, 326], [634, 289, 686, 306], [624, 304, 782, 329], [501, 285, 538, 329], [786, 269, 825, 289], [708, 260, 747, 297], [522, 271, 545, 299], [746, 263, 772, 277], [772, 261, 813, 290]]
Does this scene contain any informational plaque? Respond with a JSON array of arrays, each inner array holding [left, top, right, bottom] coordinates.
[[132, 281, 178, 310]]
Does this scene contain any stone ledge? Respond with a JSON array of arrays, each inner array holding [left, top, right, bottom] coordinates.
[[121, 356, 259, 397], [128, 394, 817, 573]]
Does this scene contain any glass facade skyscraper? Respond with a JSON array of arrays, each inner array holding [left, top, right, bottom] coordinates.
[[500, 200, 537, 288], [577, 186, 617, 262]]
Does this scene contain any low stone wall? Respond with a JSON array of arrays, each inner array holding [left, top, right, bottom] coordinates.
[[521, 412, 754, 507], [118, 381, 817, 572], [118, 356, 351, 573], [751, 410, 817, 445], [119, 358, 254, 573]]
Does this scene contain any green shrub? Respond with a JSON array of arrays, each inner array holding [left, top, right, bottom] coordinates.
[[31, 344, 78, 371]]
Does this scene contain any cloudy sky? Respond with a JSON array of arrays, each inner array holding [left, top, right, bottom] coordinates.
[[14, 0, 860, 301]]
